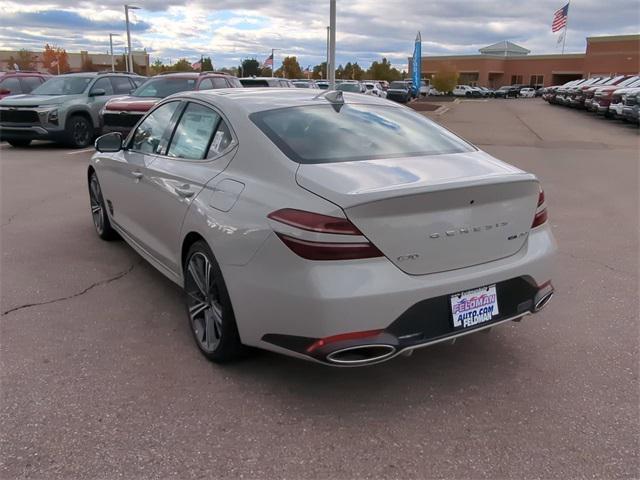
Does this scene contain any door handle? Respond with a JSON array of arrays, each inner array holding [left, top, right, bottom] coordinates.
[[131, 171, 143, 179], [175, 185, 195, 198]]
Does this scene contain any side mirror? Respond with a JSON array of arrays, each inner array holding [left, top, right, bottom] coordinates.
[[90, 88, 106, 97], [95, 132, 123, 153], [0, 88, 10, 95]]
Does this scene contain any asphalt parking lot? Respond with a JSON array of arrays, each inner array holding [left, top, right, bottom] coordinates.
[[1, 98, 638, 479]]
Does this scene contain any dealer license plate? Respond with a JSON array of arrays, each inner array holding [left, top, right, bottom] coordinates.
[[450, 285, 499, 330]]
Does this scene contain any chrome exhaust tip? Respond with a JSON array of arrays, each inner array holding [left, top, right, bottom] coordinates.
[[326, 344, 396, 365], [534, 291, 554, 312]]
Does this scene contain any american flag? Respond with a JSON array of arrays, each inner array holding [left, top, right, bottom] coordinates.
[[552, 3, 569, 32], [262, 54, 273, 68]]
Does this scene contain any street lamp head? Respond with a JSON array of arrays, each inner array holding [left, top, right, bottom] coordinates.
[[125, 4, 140, 9]]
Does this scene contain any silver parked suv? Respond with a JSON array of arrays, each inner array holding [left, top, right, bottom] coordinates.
[[0, 71, 145, 148]]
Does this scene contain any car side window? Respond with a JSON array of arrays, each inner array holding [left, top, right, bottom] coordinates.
[[20, 76, 43, 93], [200, 78, 229, 90], [91, 77, 114, 95], [0, 77, 22, 94], [167, 102, 221, 160], [130, 101, 180, 155], [111, 76, 134, 94], [207, 120, 233, 158], [198, 78, 213, 90]]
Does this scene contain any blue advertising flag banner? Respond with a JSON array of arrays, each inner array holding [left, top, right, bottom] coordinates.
[[412, 32, 422, 96]]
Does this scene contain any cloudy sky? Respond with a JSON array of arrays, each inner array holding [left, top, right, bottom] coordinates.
[[2, 0, 639, 70]]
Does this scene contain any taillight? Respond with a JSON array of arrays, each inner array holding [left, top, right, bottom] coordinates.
[[532, 187, 548, 228], [275, 233, 383, 261], [268, 209, 384, 261], [532, 209, 548, 228], [306, 329, 384, 353], [268, 208, 362, 235]]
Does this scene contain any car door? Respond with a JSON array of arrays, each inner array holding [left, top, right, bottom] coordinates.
[[97, 101, 182, 248], [141, 100, 237, 274], [87, 77, 117, 124]]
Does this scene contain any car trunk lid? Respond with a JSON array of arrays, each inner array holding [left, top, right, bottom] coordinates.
[[296, 151, 539, 275]]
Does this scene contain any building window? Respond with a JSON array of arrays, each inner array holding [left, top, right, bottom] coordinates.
[[510, 75, 523, 85], [530, 75, 544, 86]]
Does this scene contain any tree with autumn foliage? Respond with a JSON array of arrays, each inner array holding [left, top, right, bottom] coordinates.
[[8, 50, 36, 70], [432, 65, 459, 94], [275, 56, 303, 79], [42, 44, 70, 74]]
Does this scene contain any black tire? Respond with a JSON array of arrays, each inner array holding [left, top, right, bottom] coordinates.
[[88, 171, 118, 240], [184, 240, 246, 363], [66, 115, 94, 148], [7, 139, 31, 147]]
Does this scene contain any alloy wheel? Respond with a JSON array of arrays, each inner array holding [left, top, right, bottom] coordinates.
[[185, 252, 224, 353], [89, 175, 104, 235], [73, 119, 90, 146]]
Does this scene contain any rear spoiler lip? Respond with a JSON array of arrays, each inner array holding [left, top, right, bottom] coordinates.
[[296, 162, 537, 209]]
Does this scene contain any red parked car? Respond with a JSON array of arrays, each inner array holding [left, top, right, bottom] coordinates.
[[0, 71, 51, 99], [583, 75, 635, 111], [590, 76, 640, 115], [100, 71, 243, 135]]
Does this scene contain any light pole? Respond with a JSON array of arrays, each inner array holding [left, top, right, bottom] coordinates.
[[328, 0, 336, 88], [271, 48, 280, 78], [109, 33, 119, 72], [124, 5, 139, 72], [326, 26, 330, 79]]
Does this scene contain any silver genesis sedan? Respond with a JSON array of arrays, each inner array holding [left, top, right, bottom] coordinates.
[[88, 88, 556, 366]]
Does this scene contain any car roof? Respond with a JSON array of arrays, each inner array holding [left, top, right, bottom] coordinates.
[[172, 88, 396, 114], [0, 70, 49, 76], [55, 71, 143, 78], [240, 77, 285, 80]]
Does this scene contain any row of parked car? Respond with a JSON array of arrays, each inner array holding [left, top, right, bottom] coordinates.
[[0, 70, 416, 147], [541, 75, 640, 124], [452, 84, 540, 98]]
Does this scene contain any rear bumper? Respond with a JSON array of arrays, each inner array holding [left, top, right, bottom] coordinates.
[[264, 277, 554, 366], [223, 223, 557, 364], [386, 94, 409, 103]]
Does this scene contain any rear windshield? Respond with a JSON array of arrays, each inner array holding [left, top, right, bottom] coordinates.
[[134, 77, 196, 98], [389, 81, 407, 89], [336, 83, 361, 93], [250, 104, 474, 164], [240, 79, 270, 87]]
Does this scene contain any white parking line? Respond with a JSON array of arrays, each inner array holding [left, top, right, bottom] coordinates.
[[66, 148, 95, 155]]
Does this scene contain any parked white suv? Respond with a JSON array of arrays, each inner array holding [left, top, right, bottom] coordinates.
[[363, 82, 386, 98], [453, 85, 477, 97]]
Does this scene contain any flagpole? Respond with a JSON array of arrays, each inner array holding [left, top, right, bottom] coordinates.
[[562, 2, 569, 54]]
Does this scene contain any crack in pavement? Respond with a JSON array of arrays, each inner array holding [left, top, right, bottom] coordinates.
[[1, 263, 138, 316], [2, 194, 71, 228]]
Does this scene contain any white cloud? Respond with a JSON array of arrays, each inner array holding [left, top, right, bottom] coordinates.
[[2, 0, 638, 69]]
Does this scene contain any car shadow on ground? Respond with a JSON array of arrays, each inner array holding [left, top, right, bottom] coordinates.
[[123, 248, 531, 418]]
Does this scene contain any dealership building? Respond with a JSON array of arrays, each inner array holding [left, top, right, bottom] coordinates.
[[0, 49, 150, 75], [412, 34, 639, 88]]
